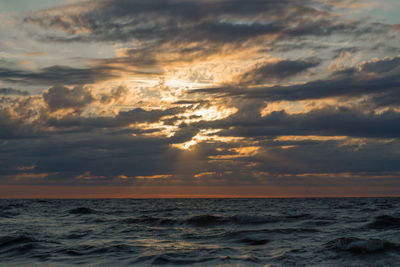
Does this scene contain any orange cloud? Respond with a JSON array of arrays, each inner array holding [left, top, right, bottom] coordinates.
[[194, 172, 216, 178], [135, 174, 172, 179]]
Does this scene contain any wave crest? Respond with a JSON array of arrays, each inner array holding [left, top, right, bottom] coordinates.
[[327, 237, 399, 253], [368, 215, 400, 229], [68, 207, 96, 215]]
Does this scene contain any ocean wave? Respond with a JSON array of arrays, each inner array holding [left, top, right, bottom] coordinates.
[[368, 215, 400, 229], [2, 198, 400, 266], [63, 230, 93, 239], [6, 203, 25, 208], [121, 216, 177, 226], [0, 236, 37, 249], [236, 238, 269, 246], [56, 244, 134, 256], [306, 220, 334, 226], [0, 235, 44, 257], [285, 213, 312, 220], [231, 214, 281, 224], [151, 254, 217, 265], [327, 237, 399, 253], [0, 211, 19, 218], [145, 253, 259, 265], [183, 227, 318, 244], [68, 207, 96, 215], [121, 214, 281, 227], [186, 214, 280, 226], [186, 215, 222, 226]]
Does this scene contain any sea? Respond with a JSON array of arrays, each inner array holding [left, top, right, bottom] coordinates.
[[0, 198, 400, 266]]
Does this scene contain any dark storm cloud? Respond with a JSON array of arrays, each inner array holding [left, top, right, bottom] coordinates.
[[0, 132, 179, 183], [199, 140, 400, 179], [0, 88, 30, 96], [173, 100, 209, 105], [0, 108, 41, 139], [357, 56, 400, 74], [253, 139, 400, 175], [43, 86, 94, 112], [169, 125, 200, 144], [192, 56, 400, 106], [217, 108, 400, 139], [237, 59, 320, 85], [0, 103, 188, 182], [24, 0, 336, 42], [0, 83, 187, 140], [1, 101, 400, 187], [21, 0, 372, 68], [0, 108, 27, 139], [19, 0, 396, 83], [47, 107, 186, 129], [2, 118, 400, 186], [0, 65, 120, 86], [2, 0, 400, 194]]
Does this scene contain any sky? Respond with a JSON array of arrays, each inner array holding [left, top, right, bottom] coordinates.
[[1, 0, 400, 198]]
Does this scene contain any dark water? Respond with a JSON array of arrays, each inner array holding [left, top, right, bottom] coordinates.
[[1, 198, 400, 266]]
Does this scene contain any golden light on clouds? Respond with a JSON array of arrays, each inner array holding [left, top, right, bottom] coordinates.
[[135, 174, 173, 179], [172, 129, 244, 150], [191, 106, 237, 122], [260, 98, 342, 116], [194, 172, 216, 178], [209, 146, 260, 160], [274, 135, 348, 142], [1, 0, 400, 198]]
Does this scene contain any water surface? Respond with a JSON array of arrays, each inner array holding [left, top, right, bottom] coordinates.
[[1, 198, 399, 266]]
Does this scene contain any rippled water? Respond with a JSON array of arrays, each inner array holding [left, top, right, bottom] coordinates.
[[1, 198, 400, 266]]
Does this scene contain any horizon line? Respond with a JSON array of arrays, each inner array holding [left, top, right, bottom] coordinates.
[[2, 195, 400, 200]]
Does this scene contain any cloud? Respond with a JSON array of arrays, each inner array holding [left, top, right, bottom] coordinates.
[[1, 0, 400, 196], [23, 0, 363, 43], [0, 65, 120, 86], [99, 85, 128, 104], [47, 107, 186, 129], [21, 0, 382, 70], [0, 130, 184, 184], [191, 56, 400, 107], [236, 58, 320, 85], [217, 107, 400, 139], [0, 88, 30, 96], [43, 85, 94, 112], [0, 107, 41, 139]]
